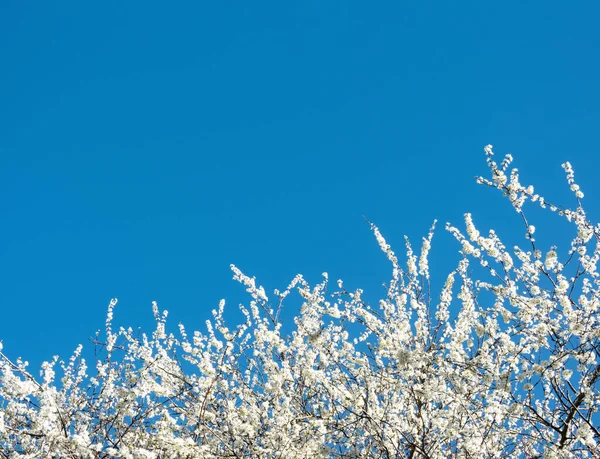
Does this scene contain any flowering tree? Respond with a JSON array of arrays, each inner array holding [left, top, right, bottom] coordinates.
[[1, 145, 599, 458]]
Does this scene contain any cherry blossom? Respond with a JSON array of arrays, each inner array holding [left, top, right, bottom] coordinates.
[[1, 145, 599, 458]]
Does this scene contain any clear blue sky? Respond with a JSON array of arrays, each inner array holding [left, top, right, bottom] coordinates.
[[1, 2, 599, 369]]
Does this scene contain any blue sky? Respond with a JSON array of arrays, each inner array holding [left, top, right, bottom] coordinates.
[[1, 2, 599, 369]]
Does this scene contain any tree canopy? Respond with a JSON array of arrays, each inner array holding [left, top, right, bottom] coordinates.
[[1, 146, 599, 458]]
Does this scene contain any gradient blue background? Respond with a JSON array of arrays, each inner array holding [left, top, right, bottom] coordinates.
[[1, 2, 599, 370]]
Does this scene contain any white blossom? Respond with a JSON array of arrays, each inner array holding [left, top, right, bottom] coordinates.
[[0, 146, 598, 457]]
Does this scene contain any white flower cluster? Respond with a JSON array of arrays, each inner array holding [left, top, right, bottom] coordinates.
[[1, 146, 599, 457]]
